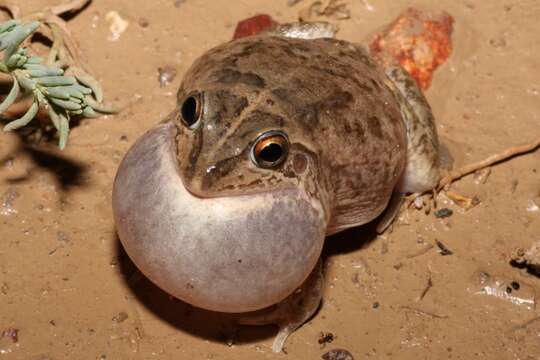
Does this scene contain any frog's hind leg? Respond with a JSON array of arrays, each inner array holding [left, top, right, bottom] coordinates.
[[376, 66, 441, 232], [238, 259, 323, 353], [262, 22, 338, 40], [385, 66, 441, 194]]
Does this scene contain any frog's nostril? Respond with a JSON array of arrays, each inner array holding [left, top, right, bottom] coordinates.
[[293, 153, 308, 174]]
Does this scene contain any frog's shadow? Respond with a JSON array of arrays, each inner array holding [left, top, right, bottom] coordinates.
[[114, 221, 377, 346], [114, 234, 274, 346], [324, 220, 379, 257]]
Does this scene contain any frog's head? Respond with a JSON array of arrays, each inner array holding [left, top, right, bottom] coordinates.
[[112, 37, 330, 313], [174, 39, 325, 203]]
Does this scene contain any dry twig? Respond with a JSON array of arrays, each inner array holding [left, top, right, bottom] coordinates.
[[299, 0, 350, 21], [405, 244, 434, 259], [438, 136, 540, 191], [401, 306, 448, 319], [416, 274, 433, 301], [48, 0, 89, 16]]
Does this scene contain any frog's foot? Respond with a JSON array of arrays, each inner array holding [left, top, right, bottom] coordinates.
[[406, 191, 437, 214], [376, 191, 405, 234], [377, 190, 439, 233], [263, 22, 338, 40], [238, 260, 323, 353]]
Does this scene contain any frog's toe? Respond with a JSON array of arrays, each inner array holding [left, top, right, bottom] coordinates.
[[376, 191, 405, 234], [406, 191, 438, 213], [238, 313, 296, 353], [238, 260, 323, 353]]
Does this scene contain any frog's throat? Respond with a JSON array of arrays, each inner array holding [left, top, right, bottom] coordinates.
[[112, 121, 328, 313]]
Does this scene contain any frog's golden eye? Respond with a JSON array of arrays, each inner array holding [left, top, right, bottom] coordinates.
[[180, 92, 202, 129], [251, 131, 289, 169]]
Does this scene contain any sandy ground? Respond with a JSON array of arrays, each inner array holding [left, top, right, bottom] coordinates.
[[1, 0, 540, 359]]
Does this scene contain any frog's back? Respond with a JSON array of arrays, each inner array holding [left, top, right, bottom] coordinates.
[[180, 36, 407, 234]]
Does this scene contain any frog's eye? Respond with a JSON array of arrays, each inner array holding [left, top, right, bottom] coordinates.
[[180, 92, 203, 129], [251, 130, 289, 169]]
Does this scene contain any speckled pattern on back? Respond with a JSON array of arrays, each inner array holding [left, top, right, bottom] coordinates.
[[384, 66, 440, 193], [174, 35, 408, 233]]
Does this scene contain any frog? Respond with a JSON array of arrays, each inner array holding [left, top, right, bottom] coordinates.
[[112, 21, 440, 353]]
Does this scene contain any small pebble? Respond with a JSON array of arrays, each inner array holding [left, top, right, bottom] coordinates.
[[435, 239, 453, 256], [526, 200, 539, 212], [112, 311, 129, 323], [434, 208, 453, 218], [0, 188, 20, 215], [1, 328, 19, 343], [233, 14, 277, 40], [158, 66, 177, 87], [372, 301, 380, 309], [105, 11, 129, 41], [221, 327, 238, 347], [489, 37, 507, 48], [1, 282, 8, 295], [138, 18, 149, 28], [322, 349, 354, 360], [56, 231, 70, 243], [3, 157, 13, 168], [511, 281, 520, 290]]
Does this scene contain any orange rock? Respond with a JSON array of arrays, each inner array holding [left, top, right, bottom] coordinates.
[[233, 14, 278, 40], [370, 8, 454, 90]]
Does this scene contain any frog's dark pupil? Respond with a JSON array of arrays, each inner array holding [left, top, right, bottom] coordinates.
[[181, 96, 199, 126], [251, 131, 289, 168], [259, 143, 283, 163]]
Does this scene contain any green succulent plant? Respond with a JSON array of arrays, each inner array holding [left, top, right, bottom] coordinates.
[[0, 18, 114, 149]]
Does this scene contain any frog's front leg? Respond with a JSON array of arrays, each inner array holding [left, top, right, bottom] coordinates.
[[238, 259, 323, 353]]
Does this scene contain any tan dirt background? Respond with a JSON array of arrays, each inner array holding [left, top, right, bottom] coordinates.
[[1, 0, 540, 359]]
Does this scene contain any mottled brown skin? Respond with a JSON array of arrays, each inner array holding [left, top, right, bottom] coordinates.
[[175, 35, 407, 233], [113, 26, 441, 353], [385, 66, 440, 193]]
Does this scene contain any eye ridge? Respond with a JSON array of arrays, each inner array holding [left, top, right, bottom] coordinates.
[[251, 130, 289, 169], [180, 92, 203, 129]]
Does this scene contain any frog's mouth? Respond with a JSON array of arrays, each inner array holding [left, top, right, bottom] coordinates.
[[112, 121, 327, 313]]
